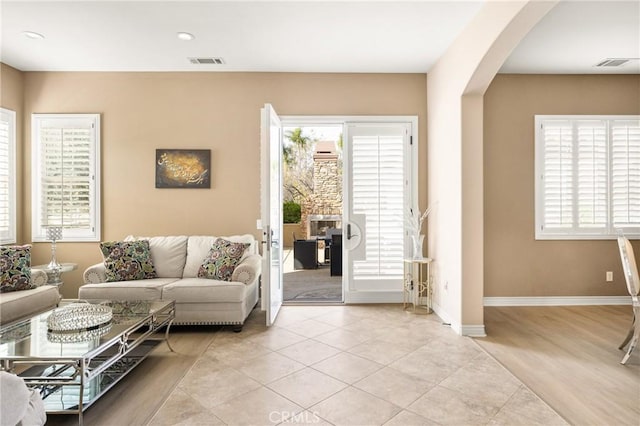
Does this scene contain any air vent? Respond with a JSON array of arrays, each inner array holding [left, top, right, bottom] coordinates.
[[188, 57, 225, 65], [595, 58, 631, 67]]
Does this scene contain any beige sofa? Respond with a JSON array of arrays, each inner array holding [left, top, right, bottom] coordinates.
[[79, 235, 261, 330], [0, 270, 60, 324]]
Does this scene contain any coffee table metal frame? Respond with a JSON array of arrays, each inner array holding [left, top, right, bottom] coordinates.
[[0, 299, 175, 425]]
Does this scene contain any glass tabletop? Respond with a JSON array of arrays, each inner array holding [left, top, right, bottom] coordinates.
[[31, 263, 78, 273], [0, 299, 173, 359]]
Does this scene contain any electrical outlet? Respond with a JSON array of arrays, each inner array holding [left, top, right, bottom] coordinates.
[[606, 271, 613, 282]]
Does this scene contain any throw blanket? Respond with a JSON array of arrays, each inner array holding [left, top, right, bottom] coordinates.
[[0, 371, 46, 426]]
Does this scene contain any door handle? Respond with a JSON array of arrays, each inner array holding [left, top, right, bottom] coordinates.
[[264, 225, 271, 248], [347, 224, 359, 240]]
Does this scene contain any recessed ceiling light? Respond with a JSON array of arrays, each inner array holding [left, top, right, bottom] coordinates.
[[22, 31, 45, 40], [177, 32, 195, 41]]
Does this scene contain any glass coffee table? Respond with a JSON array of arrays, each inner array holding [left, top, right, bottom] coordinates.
[[0, 299, 175, 425]]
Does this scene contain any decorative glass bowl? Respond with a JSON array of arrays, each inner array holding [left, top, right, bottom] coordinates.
[[47, 302, 113, 332], [47, 323, 112, 343]]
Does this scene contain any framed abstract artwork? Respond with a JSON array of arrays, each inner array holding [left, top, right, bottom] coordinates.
[[155, 149, 211, 188]]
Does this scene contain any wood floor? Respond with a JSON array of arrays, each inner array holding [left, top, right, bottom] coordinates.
[[476, 305, 640, 426], [45, 327, 218, 426]]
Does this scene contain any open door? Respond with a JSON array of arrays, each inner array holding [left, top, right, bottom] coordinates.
[[260, 104, 283, 325]]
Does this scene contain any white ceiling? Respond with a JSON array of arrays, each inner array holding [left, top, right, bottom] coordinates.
[[502, 0, 640, 74], [1, 0, 638, 74]]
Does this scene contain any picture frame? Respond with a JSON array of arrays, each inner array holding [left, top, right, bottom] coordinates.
[[155, 149, 211, 188]]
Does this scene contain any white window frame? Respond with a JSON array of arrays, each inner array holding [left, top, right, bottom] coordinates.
[[535, 115, 640, 240], [0, 108, 17, 245], [31, 113, 101, 242]]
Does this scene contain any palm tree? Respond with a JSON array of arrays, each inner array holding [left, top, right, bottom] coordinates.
[[283, 128, 312, 167], [282, 128, 315, 204], [282, 145, 294, 166]]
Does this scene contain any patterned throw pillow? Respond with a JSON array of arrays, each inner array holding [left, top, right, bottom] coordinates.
[[198, 238, 249, 281], [100, 240, 157, 282], [0, 245, 34, 293]]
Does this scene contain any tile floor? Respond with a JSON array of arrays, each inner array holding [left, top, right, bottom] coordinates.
[[149, 305, 567, 426]]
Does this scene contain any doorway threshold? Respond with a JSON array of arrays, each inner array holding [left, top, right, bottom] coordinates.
[[283, 301, 344, 306]]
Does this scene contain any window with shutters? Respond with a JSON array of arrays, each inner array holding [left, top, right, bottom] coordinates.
[[32, 114, 101, 242], [0, 108, 17, 245], [535, 115, 640, 239]]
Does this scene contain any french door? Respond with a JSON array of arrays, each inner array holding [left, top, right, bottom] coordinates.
[[263, 113, 416, 308], [343, 122, 414, 303], [260, 104, 283, 325]]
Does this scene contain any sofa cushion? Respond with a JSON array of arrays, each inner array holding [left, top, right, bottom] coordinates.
[[0, 285, 60, 324], [78, 278, 178, 301], [162, 278, 248, 303], [100, 240, 157, 282], [183, 235, 255, 278], [124, 236, 188, 278], [197, 239, 250, 281], [0, 245, 34, 293]]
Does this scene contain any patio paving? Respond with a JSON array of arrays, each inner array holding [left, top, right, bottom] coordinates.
[[283, 248, 342, 302]]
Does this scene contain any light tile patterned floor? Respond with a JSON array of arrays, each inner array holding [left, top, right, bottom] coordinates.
[[148, 305, 567, 426]]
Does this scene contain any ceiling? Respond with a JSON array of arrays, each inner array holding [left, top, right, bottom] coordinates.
[[1, 1, 638, 74]]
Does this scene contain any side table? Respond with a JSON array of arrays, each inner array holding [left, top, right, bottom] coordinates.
[[31, 263, 77, 287], [403, 257, 433, 313]]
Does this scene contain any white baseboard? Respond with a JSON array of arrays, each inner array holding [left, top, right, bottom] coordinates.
[[461, 325, 487, 337], [430, 305, 486, 337], [431, 303, 450, 325], [483, 296, 631, 306]]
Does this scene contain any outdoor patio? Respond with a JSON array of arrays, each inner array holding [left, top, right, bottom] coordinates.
[[282, 248, 342, 302]]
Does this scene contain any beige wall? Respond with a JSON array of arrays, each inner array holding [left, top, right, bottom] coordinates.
[[427, 0, 555, 333], [484, 74, 640, 297], [22, 72, 427, 298], [0, 63, 25, 243]]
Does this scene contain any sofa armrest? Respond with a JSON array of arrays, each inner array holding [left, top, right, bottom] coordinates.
[[83, 263, 107, 284], [232, 254, 262, 285], [30, 270, 48, 287]]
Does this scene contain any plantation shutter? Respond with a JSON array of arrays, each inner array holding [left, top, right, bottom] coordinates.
[[611, 119, 640, 230], [536, 115, 640, 239], [0, 108, 16, 244], [32, 114, 100, 242], [576, 120, 608, 229], [351, 133, 405, 279], [541, 120, 573, 230]]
